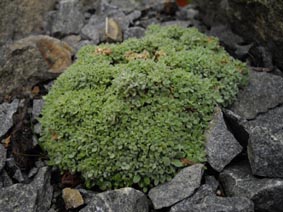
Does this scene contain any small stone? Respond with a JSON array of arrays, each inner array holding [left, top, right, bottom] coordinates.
[[127, 10, 142, 24], [63, 188, 84, 209], [161, 20, 192, 28], [62, 35, 82, 51], [231, 71, 283, 120], [80, 187, 148, 212], [148, 164, 204, 209], [28, 167, 39, 178], [124, 27, 145, 40], [50, 0, 85, 35], [0, 170, 13, 188], [32, 99, 44, 119], [220, 162, 283, 212], [6, 158, 25, 183], [0, 144, 6, 172], [205, 175, 219, 192], [205, 108, 242, 172], [0, 99, 19, 137]]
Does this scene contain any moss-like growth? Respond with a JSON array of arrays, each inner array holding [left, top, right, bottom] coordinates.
[[40, 25, 248, 191]]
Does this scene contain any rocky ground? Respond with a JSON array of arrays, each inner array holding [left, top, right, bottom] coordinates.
[[1, 0, 283, 211]]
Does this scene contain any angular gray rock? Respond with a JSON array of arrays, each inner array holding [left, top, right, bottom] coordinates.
[[0, 144, 6, 172], [170, 184, 254, 212], [32, 99, 44, 119], [148, 164, 204, 209], [6, 158, 24, 183], [205, 108, 242, 172], [0, 170, 13, 188], [80, 187, 148, 212], [0, 99, 19, 137], [50, 0, 85, 35], [0, 36, 73, 97], [0, 167, 53, 212], [220, 162, 283, 212], [124, 27, 145, 40], [231, 71, 283, 120]]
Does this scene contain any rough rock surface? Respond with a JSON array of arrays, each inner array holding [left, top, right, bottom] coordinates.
[[0, 99, 19, 137], [0, 170, 13, 188], [32, 99, 44, 119], [0, 144, 6, 172], [0, 0, 56, 46], [80, 187, 148, 212], [220, 162, 283, 212], [0, 36, 73, 97], [196, 0, 283, 69], [205, 108, 242, 172], [231, 71, 283, 120], [0, 167, 53, 212], [49, 0, 85, 35], [63, 188, 84, 209], [148, 164, 204, 209], [124, 27, 145, 40]]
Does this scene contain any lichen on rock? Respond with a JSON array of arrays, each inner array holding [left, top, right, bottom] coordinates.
[[40, 25, 248, 191]]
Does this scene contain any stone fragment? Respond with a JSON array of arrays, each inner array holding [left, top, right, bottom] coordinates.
[[205, 175, 219, 192], [63, 188, 84, 209], [0, 167, 53, 212], [0, 170, 13, 188], [32, 99, 44, 119], [124, 27, 145, 40], [0, 99, 19, 137], [220, 162, 283, 212], [50, 0, 85, 35], [0, 36, 73, 97], [5, 158, 25, 183], [62, 35, 82, 51], [0, 0, 56, 46], [205, 108, 242, 172], [80, 187, 148, 212], [231, 71, 283, 120], [148, 164, 204, 209], [0, 144, 6, 172], [161, 20, 192, 27]]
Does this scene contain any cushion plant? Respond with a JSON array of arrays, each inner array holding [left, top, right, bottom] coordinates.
[[40, 25, 248, 191]]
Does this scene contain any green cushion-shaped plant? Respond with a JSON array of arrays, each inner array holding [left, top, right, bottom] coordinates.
[[40, 25, 248, 191]]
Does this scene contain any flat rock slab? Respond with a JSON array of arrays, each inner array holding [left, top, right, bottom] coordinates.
[[0, 99, 19, 137], [231, 71, 283, 120], [80, 187, 148, 212], [0, 167, 52, 212], [148, 164, 204, 209], [220, 162, 283, 212], [205, 108, 242, 172], [0, 36, 73, 97]]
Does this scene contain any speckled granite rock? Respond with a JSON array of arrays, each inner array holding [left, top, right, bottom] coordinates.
[[0, 99, 19, 137]]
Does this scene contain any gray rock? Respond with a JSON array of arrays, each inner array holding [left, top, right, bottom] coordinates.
[[148, 164, 204, 209], [205, 175, 219, 192], [0, 99, 19, 137], [124, 27, 145, 40], [80, 187, 148, 212], [62, 35, 82, 52], [0, 170, 13, 188], [6, 158, 25, 183], [81, 1, 130, 43], [0, 144, 6, 172], [220, 162, 283, 212], [247, 126, 283, 178], [170, 184, 254, 212], [161, 20, 192, 28], [231, 71, 283, 120], [127, 10, 142, 24], [50, 0, 85, 35], [0, 167, 53, 212], [32, 99, 44, 119], [0, 36, 73, 97], [205, 108, 242, 172]]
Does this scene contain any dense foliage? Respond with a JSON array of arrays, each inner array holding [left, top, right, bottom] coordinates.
[[40, 25, 248, 191]]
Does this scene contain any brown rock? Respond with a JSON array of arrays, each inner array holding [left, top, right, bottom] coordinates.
[[0, 35, 73, 97], [62, 188, 84, 209]]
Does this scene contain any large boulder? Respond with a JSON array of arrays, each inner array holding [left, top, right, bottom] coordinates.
[[0, 0, 56, 46], [220, 162, 283, 212], [205, 108, 242, 172], [148, 164, 204, 209], [0, 35, 73, 97], [196, 0, 283, 69], [80, 187, 148, 212]]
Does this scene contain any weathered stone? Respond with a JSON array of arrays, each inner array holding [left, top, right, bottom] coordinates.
[[205, 175, 219, 193], [50, 0, 85, 35], [0, 36, 73, 97], [196, 0, 283, 69], [0, 167, 52, 212], [0, 0, 56, 46], [6, 158, 25, 183], [0, 99, 19, 137], [124, 27, 145, 40], [80, 187, 148, 212], [205, 108, 242, 172], [127, 10, 142, 24], [34, 123, 42, 135], [161, 20, 192, 27], [0, 145, 6, 172], [63, 188, 84, 209], [62, 35, 82, 51], [32, 99, 44, 119], [0, 170, 13, 188], [148, 164, 204, 209], [220, 162, 283, 212], [231, 71, 283, 120]]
